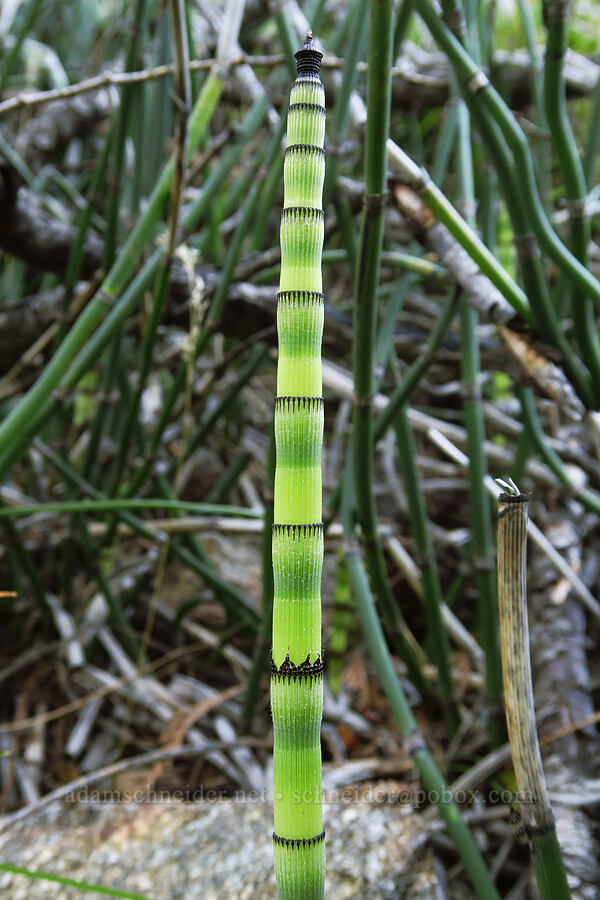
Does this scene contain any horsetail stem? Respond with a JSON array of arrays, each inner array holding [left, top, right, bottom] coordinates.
[[496, 484, 571, 900], [543, 0, 600, 384], [271, 33, 326, 899], [411, 0, 598, 407]]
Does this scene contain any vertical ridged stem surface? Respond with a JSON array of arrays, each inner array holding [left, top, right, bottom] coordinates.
[[497, 492, 571, 899], [271, 36, 326, 899], [352, 0, 428, 695]]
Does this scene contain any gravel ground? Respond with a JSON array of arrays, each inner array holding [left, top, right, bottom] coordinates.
[[0, 797, 442, 899]]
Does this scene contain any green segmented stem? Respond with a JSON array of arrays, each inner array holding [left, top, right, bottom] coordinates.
[[271, 34, 326, 899]]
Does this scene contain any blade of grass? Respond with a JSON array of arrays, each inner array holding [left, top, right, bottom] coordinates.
[[0, 865, 157, 900], [0, 99, 270, 482], [33, 441, 261, 630], [107, 0, 191, 497], [0, 0, 254, 468], [0, 500, 263, 519], [0, 69, 223, 468]]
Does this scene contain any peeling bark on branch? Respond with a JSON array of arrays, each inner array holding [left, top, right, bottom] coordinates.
[[392, 182, 517, 324]]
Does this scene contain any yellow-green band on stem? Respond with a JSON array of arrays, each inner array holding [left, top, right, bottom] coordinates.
[[277, 292, 324, 396]]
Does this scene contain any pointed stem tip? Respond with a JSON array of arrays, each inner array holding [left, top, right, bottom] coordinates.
[[295, 31, 322, 76]]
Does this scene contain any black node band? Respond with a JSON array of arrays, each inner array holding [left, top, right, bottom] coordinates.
[[288, 103, 326, 117], [274, 395, 324, 409], [527, 820, 556, 840], [271, 652, 324, 680], [277, 291, 324, 307], [295, 34, 323, 77], [272, 523, 324, 536], [498, 493, 528, 504], [363, 191, 389, 210], [514, 231, 540, 262], [97, 289, 116, 307], [273, 829, 326, 847], [405, 730, 428, 756], [281, 206, 325, 219], [285, 144, 326, 158]]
